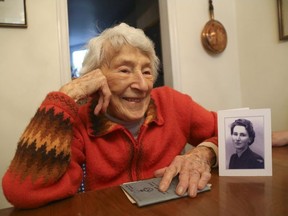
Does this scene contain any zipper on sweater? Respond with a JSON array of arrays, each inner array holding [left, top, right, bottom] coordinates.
[[124, 125, 146, 181]]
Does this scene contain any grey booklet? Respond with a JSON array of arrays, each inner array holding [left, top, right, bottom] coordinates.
[[120, 177, 211, 207]]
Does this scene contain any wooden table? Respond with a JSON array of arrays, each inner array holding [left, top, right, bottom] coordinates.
[[1, 146, 287, 216]]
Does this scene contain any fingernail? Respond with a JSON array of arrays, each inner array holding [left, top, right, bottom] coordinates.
[[159, 183, 166, 192], [190, 185, 197, 197], [177, 186, 184, 195]]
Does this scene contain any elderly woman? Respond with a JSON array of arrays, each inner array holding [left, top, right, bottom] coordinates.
[[2, 23, 217, 209], [229, 119, 264, 169]]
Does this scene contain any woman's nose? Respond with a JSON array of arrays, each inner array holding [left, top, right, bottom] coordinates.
[[131, 72, 149, 91]]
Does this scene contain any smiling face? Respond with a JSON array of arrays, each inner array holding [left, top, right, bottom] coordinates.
[[231, 125, 251, 151], [100, 45, 155, 122]]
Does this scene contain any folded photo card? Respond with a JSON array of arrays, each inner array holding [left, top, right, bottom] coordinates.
[[218, 108, 272, 176]]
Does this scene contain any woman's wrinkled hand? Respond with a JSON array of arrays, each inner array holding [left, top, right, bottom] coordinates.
[[154, 146, 214, 197], [59, 69, 111, 115]]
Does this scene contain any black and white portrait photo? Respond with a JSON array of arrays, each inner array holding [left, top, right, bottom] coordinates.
[[218, 109, 272, 176], [227, 118, 264, 169]]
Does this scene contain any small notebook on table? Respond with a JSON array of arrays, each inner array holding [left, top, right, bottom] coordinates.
[[120, 177, 211, 207]]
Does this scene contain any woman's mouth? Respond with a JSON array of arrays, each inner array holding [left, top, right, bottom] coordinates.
[[122, 97, 143, 103]]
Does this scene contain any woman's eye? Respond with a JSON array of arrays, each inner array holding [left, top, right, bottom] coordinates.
[[119, 68, 130, 73], [142, 69, 152, 75]]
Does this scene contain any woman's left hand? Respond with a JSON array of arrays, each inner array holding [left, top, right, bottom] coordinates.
[[154, 146, 214, 197]]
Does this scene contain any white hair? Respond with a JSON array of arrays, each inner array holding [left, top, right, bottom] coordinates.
[[80, 23, 159, 80]]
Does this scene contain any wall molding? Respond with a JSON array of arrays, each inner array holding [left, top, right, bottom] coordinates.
[[159, 0, 182, 91], [166, 0, 182, 91], [56, 0, 71, 85]]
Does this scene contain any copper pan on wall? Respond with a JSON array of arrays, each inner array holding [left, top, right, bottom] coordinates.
[[201, 0, 227, 54]]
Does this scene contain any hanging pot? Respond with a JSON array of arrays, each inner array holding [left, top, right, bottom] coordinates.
[[201, 0, 227, 54]]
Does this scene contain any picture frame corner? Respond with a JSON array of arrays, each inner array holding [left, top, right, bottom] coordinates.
[[0, 0, 27, 28]]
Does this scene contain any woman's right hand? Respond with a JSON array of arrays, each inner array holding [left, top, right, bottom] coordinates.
[[59, 69, 111, 115]]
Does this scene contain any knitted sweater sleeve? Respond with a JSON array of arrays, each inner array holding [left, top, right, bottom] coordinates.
[[2, 92, 85, 209]]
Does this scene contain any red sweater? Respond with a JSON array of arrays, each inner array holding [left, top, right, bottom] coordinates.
[[2, 86, 217, 208]]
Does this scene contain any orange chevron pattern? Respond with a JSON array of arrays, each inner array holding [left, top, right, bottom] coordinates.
[[8, 107, 73, 184]]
